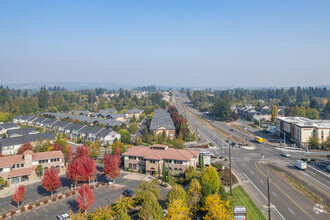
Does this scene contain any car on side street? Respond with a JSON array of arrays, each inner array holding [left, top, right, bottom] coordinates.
[[281, 152, 291, 158], [122, 189, 134, 197]]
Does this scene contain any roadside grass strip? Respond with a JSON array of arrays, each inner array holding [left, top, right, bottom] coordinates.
[[229, 185, 266, 220]]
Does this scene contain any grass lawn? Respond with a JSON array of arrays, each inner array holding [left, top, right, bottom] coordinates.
[[228, 185, 266, 220]]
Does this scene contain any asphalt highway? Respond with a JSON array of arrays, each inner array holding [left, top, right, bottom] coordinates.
[[175, 92, 329, 220]]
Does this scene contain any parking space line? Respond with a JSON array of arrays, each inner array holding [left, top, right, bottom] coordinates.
[[41, 206, 48, 213], [23, 211, 30, 219], [59, 201, 66, 207], [50, 203, 57, 209], [32, 209, 40, 216]]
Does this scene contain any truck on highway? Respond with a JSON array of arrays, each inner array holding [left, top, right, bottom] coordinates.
[[295, 160, 307, 170], [254, 136, 263, 143]]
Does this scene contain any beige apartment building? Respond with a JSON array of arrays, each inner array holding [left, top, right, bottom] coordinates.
[[0, 150, 65, 185], [276, 117, 330, 147], [122, 144, 200, 176]]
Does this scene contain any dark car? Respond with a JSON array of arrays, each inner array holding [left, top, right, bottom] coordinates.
[[122, 189, 134, 197]]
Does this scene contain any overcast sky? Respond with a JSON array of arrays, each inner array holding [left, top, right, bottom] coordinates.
[[0, 0, 329, 88]]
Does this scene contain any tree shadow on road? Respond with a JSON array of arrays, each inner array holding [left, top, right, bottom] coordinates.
[[66, 199, 80, 212], [37, 185, 49, 196]]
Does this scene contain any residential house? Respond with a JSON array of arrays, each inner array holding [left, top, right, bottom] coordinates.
[[0, 133, 56, 155], [65, 124, 86, 138], [125, 108, 144, 119], [0, 150, 65, 185], [149, 109, 175, 139], [7, 127, 38, 138], [0, 123, 20, 135], [96, 129, 120, 145], [122, 144, 200, 175], [42, 118, 58, 130], [78, 126, 104, 142]]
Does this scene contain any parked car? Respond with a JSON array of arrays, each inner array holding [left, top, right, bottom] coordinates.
[[281, 152, 291, 158], [57, 213, 70, 220], [122, 189, 134, 197]]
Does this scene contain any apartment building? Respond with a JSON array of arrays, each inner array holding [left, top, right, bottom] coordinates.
[[122, 144, 200, 176], [150, 109, 175, 139], [0, 150, 65, 185], [276, 116, 330, 147]]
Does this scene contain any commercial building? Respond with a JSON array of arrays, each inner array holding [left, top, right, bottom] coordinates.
[[122, 144, 200, 175], [150, 109, 175, 139], [276, 117, 330, 147], [0, 150, 65, 185]]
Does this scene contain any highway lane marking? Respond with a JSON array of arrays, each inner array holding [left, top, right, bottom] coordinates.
[[242, 173, 285, 220], [310, 164, 330, 178], [255, 162, 314, 220], [288, 208, 294, 214], [272, 192, 277, 197], [283, 165, 329, 196]]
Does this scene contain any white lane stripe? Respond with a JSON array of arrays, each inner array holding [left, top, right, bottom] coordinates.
[[272, 192, 277, 197], [243, 173, 286, 220], [288, 208, 294, 214]]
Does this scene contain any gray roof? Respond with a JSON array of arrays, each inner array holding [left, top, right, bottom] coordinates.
[[150, 109, 175, 130], [53, 121, 71, 129], [33, 117, 48, 124], [67, 123, 86, 132], [0, 133, 56, 148], [0, 123, 19, 130], [43, 118, 58, 126], [79, 126, 103, 135], [7, 127, 37, 137]]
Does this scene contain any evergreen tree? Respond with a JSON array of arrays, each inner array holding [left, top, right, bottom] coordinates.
[[38, 86, 49, 109], [162, 160, 166, 181], [138, 192, 164, 220], [199, 154, 204, 168], [167, 167, 172, 182], [271, 105, 278, 123]]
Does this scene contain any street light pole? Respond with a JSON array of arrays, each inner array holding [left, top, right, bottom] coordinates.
[[267, 174, 271, 220], [229, 143, 232, 195]]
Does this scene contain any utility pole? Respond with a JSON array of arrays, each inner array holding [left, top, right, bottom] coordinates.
[[267, 173, 271, 220], [196, 123, 198, 141], [306, 141, 309, 161], [229, 143, 232, 195]]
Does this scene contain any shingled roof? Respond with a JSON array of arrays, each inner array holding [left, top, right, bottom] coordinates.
[[149, 109, 175, 130]]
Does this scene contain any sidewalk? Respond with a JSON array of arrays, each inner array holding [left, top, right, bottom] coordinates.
[[0, 179, 42, 198]]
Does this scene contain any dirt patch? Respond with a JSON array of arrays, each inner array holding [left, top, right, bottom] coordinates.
[[265, 164, 329, 212]]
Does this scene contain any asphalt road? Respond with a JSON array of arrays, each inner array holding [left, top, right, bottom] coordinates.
[[175, 92, 329, 220]]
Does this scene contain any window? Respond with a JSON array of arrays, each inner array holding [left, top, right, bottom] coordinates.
[[165, 159, 172, 164], [150, 160, 156, 164], [21, 164, 24, 168], [133, 164, 137, 169], [0, 168, 3, 172], [174, 160, 182, 165], [129, 163, 132, 169]]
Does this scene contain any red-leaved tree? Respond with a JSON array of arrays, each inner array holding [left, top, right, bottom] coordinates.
[[66, 157, 87, 188], [77, 184, 95, 216], [76, 145, 89, 158], [53, 142, 64, 152], [12, 185, 26, 208], [65, 145, 73, 162], [42, 166, 62, 196], [103, 151, 120, 185], [83, 157, 96, 184], [17, 143, 33, 154]]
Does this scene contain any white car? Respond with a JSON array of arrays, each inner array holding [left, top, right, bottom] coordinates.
[[57, 213, 70, 220], [281, 152, 291, 158]]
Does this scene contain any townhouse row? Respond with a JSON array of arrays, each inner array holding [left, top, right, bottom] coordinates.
[[13, 116, 121, 146]]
